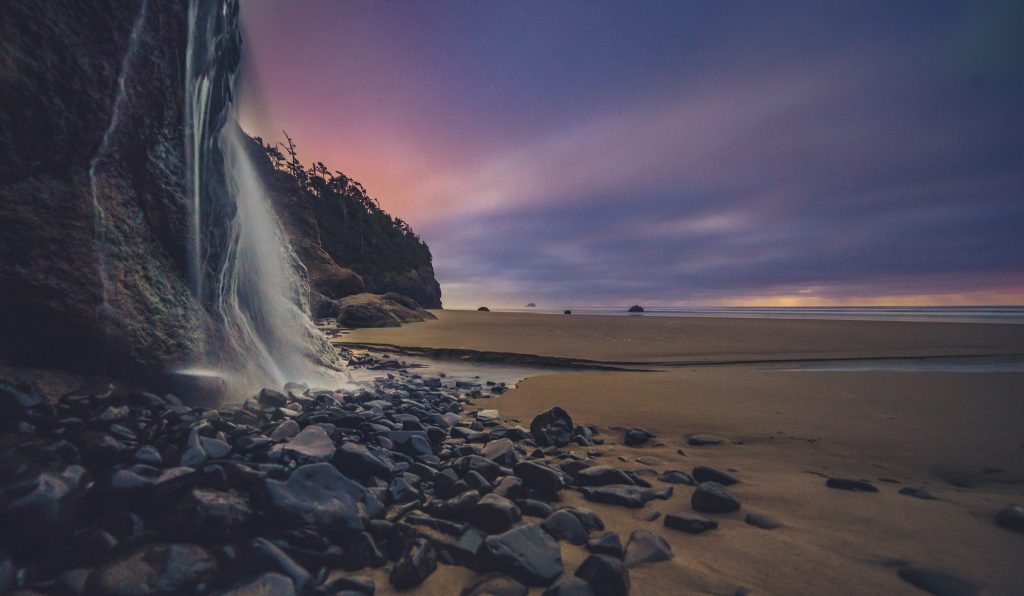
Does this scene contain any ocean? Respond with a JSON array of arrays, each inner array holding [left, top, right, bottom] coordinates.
[[495, 306, 1024, 324]]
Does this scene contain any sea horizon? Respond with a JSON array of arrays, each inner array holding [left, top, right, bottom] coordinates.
[[483, 305, 1024, 324]]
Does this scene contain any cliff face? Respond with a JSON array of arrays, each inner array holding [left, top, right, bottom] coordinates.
[[0, 0, 440, 378], [0, 0, 209, 373]]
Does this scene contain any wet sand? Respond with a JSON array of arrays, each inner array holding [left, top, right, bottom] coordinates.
[[345, 310, 1024, 594]]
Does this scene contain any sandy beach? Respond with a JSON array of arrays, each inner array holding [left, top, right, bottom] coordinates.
[[345, 310, 1024, 594]]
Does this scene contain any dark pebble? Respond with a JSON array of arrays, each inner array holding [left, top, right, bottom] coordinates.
[[691, 482, 741, 514], [692, 465, 738, 486], [664, 512, 718, 534], [826, 478, 878, 492]]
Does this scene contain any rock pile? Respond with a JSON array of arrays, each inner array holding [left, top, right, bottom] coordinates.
[[0, 368, 676, 594]]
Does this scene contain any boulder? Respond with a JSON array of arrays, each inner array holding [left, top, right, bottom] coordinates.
[[336, 293, 436, 329], [623, 530, 673, 567], [691, 482, 740, 514], [480, 523, 563, 586], [254, 463, 383, 535], [530, 407, 575, 447]]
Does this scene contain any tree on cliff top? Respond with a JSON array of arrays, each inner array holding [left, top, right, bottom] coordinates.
[[254, 133, 433, 277]]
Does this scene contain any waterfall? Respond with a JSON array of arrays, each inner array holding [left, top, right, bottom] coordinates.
[[184, 0, 341, 389]]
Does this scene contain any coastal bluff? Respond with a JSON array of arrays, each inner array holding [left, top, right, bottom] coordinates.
[[0, 0, 439, 376]]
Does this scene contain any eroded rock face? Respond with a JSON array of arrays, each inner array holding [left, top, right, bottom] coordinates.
[[0, 0, 209, 373]]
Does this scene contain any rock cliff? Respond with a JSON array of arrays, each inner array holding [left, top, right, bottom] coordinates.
[[0, 0, 440, 379]]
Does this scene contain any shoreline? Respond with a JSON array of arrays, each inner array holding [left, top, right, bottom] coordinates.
[[343, 311, 1024, 593]]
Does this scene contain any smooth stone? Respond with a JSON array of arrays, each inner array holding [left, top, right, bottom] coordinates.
[[687, 434, 725, 446], [899, 487, 938, 500], [562, 508, 605, 532], [199, 436, 231, 459], [470, 494, 523, 534], [270, 420, 301, 441], [826, 478, 878, 492], [744, 512, 779, 529], [134, 445, 163, 466], [519, 499, 554, 518], [481, 523, 563, 586], [692, 465, 738, 485], [994, 505, 1024, 532], [642, 511, 660, 522], [580, 485, 665, 508], [586, 533, 623, 557], [664, 512, 718, 534], [623, 428, 654, 447], [384, 430, 433, 457], [214, 572, 295, 596], [576, 466, 635, 487], [258, 388, 288, 407], [482, 438, 518, 466], [691, 482, 741, 514], [461, 572, 529, 596], [514, 461, 564, 496], [576, 554, 630, 596], [530, 407, 575, 447], [477, 409, 501, 423], [897, 566, 979, 596], [453, 455, 504, 482], [541, 510, 589, 545], [86, 543, 219, 595], [334, 442, 394, 480], [623, 529, 673, 567], [657, 470, 695, 485], [390, 537, 438, 589], [272, 425, 335, 461], [255, 462, 383, 533]]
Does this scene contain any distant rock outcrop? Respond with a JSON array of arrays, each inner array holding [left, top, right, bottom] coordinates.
[[336, 293, 436, 329], [526, 303, 536, 307], [628, 305, 645, 313], [478, 307, 491, 312]]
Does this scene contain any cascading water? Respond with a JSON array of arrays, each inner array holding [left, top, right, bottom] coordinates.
[[184, 0, 342, 389]]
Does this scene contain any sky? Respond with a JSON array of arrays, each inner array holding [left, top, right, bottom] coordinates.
[[237, 1, 1024, 309]]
